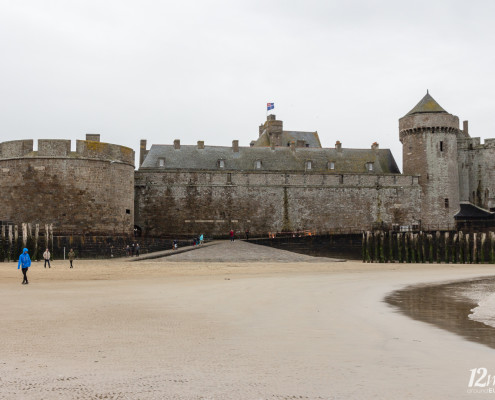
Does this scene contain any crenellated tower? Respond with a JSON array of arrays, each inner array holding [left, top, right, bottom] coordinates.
[[399, 92, 460, 230], [0, 134, 135, 235]]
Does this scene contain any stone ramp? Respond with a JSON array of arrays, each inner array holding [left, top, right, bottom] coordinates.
[[149, 240, 345, 263], [126, 241, 219, 261]]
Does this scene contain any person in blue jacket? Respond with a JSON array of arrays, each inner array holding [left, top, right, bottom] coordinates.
[[18, 248, 31, 285]]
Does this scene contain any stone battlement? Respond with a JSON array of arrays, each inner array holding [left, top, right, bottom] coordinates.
[[458, 137, 495, 150], [0, 138, 134, 166]]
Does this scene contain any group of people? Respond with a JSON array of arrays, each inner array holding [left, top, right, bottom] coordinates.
[[18, 247, 76, 285], [125, 243, 140, 257], [192, 234, 204, 246], [229, 229, 250, 242]]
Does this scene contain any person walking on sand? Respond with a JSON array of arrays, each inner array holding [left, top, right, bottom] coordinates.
[[68, 248, 75, 268], [230, 229, 234, 242], [135, 243, 140, 257], [199, 234, 204, 245], [43, 248, 51, 268], [18, 248, 31, 285]]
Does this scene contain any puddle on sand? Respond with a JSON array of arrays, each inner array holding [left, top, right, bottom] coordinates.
[[385, 276, 495, 350]]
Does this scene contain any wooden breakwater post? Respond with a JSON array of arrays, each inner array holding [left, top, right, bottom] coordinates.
[[379, 232, 385, 263], [450, 233, 459, 264], [361, 229, 495, 264], [491, 232, 495, 264], [481, 232, 486, 264]]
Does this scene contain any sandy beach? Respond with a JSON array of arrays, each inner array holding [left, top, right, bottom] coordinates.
[[2, 241, 495, 399]]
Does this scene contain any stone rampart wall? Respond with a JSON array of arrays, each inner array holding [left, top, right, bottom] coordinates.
[[458, 138, 495, 210], [135, 171, 421, 237]]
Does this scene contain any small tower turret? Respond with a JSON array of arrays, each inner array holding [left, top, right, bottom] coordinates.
[[262, 115, 283, 147], [399, 92, 460, 230]]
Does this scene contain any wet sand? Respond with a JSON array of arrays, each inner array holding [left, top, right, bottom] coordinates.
[[2, 241, 495, 399]]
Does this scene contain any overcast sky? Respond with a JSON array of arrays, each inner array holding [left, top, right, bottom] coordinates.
[[1, 0, 495, 169]]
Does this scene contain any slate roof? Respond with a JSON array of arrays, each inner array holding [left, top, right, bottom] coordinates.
[[405, 92, 447, 116], [140, 144, 401, 174], [454, 202, 495, 219]]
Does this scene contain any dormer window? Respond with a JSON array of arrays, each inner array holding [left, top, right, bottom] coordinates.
[[306, 161, 312, 170], [218, 159, 225, 168], [366, 162, 374, 172], [255, 160, 262, 169], [328, 161, 335, 170], [158, 158, 165, 167]]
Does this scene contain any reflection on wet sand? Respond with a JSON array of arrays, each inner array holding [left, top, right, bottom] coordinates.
[[385, 277, 495, 349]]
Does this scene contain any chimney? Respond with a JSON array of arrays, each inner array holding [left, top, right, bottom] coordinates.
[[197, 140, 204, 149], [232, 140, 239, 153], [173, 139, 180, 150], [267, 114, 276, 121], [296, 140, 306, 148], [290, 141, 296, 152], [139, 139, 147, 167], [335, 141, 342, 152], [86, 133, 100, 142], [259, 125, 264, 137], [371, 142, 379, 151], [463, 120, 469, 135]]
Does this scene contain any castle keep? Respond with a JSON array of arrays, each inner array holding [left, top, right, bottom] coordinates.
[[1, 93, 494, 239]]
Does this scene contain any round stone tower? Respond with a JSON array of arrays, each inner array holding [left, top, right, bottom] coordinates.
[[0, 135, 135, 235], [399, 92, 460, 230]]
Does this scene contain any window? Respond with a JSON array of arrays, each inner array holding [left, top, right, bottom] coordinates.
[[366, 162, 374, 171], [126, 209, 131, 214], [328, 161, 335, 170], [227, 173, 232, 184], [444, 198, 449, 208], [339, 175, 344, 184], [440, 141, 444, 152], [218, 159, 225, 168], [158, 158, 165, 167], [306, 161, 312, 170], [255, 160, 262, 169]]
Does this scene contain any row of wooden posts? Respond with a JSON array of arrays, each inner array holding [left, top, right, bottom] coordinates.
[[363, 231, 495, 263], [0, 223, 54, 261]]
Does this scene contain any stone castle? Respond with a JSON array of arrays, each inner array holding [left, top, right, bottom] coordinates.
[[1, 92, 493, 238]]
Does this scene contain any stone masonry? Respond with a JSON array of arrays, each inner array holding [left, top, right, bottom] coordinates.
[[2, 92, 494, 238], [134, 170, 420, 236], [0, 135, 135, 235]]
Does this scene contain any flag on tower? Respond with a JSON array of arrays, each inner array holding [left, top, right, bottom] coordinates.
[[267, 103, 274, 111]]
